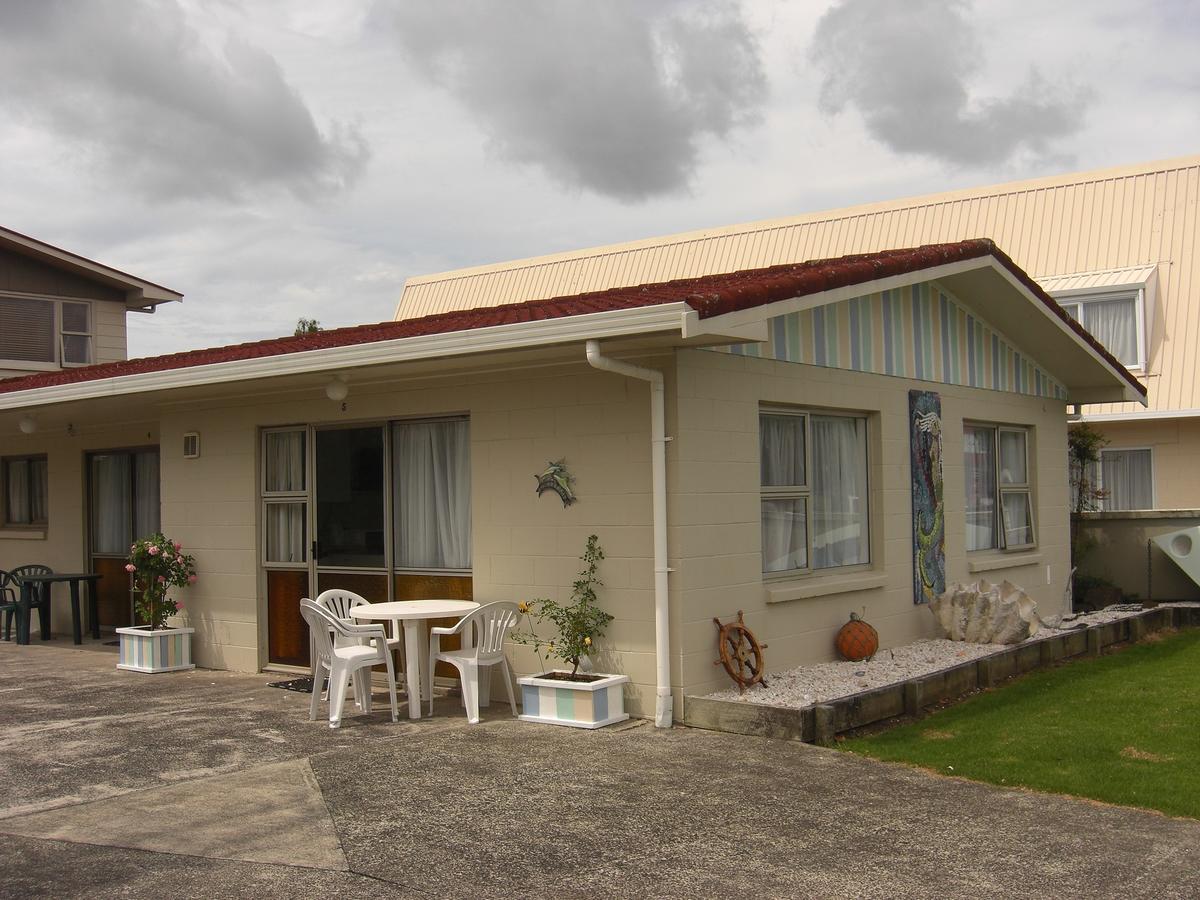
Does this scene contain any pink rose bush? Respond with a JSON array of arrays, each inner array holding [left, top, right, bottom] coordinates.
[[126, 532, 198, 630]]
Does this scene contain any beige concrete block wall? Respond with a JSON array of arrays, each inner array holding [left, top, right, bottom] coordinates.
[[672, 348, 1071, 703], [158, 359, 662, 714], [1089, 418, 1200, 510], [0, 419, 159, 633], [1075, 511, 1200, 601]]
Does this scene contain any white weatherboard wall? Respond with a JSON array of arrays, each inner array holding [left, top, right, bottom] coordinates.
[[158, 360, 663, 716], [671, 347, 1071, 702]]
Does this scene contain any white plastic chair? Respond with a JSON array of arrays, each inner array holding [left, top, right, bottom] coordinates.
[[301, 599, 399, 728], [428, 601, 520, 724], [315, 589, 404, 657]]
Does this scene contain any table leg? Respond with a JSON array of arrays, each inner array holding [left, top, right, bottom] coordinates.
[[17, 583, 31, 645], [70, 580, 82, 645], [403, 619, 422, 720], [88, 580, 100, 640]]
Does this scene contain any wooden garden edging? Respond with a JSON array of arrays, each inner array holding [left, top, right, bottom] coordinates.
[[683, 606, 1200, 744]]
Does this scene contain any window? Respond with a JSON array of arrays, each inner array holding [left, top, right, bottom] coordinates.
[[262, 429, 307, 566], [61, 301, 92, 365], [760, 410, 869, 575], [0, 295, 93, 367], [392, 418, 471, 570], [3, 455, 49, 527], [1098, 448, 1154, 511], [965, 425, 1034, 551], [1059, 291, 1142, 369]]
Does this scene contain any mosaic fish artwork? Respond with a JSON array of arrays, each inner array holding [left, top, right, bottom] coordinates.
[[910, 390, 945, 605], [535, 459, 576, 507]]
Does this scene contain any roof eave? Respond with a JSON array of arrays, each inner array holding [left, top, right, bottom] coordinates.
[[0, 302, 690, 412]]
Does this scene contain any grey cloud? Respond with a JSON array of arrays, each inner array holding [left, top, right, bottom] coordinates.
[[0, 0, 367, 201], [374, 1, 765, 202], [811, 0, 1088, 167]]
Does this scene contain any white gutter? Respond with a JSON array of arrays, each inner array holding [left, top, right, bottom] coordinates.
[[585, 339, 673, 729], [0, 303, 690, 412]]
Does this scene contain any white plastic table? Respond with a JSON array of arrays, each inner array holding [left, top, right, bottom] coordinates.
[[349, 599, 479, 720]]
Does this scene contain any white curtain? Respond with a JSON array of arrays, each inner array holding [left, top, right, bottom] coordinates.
[[29, 458, 47, 523], [265, 431, 305, 493], [1102, 449, 1153, 510], [964, 426, 997, 551], [1081, 297, 1137, 366], [134, 451, 160, 537], [761, 498, 807, 572], [998, 431, 1027, 485], [810, 416, 869, 568], [1001, 492, 1034, 546], [760, 415, 805, 486], [393, 419, 471, 569], [5, 459, 30, 524], [91, 455, 131, 554], [266, 502, 306, 563]]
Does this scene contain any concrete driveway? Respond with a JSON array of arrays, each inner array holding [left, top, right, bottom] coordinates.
[[1, 639, 1196, 899]]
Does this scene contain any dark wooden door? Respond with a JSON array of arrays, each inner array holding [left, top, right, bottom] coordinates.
[[267, 570, 311, 667]]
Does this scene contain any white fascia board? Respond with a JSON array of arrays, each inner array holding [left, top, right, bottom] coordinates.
[[1081, 408, 1200, 423], [680, 310, 768, 342], [683, 258, 989, 333], [0, 302, 690, 412]]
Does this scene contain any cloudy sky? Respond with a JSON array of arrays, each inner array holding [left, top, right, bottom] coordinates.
[[2, 0, 1197, 357]]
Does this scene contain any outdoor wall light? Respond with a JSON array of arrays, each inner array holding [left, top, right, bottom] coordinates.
[[325, 377, 349, 402], [18, 416, 37, 434]]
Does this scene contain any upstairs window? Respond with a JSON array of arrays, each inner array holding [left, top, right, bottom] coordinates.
[[0, 297, 55, 363], [1059, 291, 1142, 370], [0, 296, 92, 367], [61, 301, 92, 365], [3, 455, 49, 527]]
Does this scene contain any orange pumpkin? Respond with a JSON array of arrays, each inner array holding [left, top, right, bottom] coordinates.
[[835, 612, 879, 661]]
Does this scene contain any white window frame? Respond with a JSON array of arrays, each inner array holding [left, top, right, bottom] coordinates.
[[760, 407, 870, 578], [260, 427, 309, 569], [60, 300, 93, 366], [0, 292, 94, 370], [1096, 446, 1155, 512], [1055, 287, 1145, 372], [965, 423, 1036, 553]]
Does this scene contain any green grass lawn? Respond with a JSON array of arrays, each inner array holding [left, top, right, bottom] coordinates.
[[843, 629, 1200, 819]]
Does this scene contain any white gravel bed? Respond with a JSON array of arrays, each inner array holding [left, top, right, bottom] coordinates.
[[703, 602, 1199, 710]]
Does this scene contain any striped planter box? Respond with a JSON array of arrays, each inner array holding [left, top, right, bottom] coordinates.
[[517, 672, 630, 729], [116, 626, 195, 674]]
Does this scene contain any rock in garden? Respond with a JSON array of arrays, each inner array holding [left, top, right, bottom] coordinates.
[[931, 580, 1042, 644]]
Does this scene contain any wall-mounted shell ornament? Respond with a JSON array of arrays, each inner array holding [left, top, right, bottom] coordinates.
[[534, 459, 576, 507]]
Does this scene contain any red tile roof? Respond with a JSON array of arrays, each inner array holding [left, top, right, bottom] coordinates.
[[0, 239, 1144, 398]]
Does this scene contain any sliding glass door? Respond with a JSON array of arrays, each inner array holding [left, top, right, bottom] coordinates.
[[262, 419, 473, 668], [88, 448, 160, 627]]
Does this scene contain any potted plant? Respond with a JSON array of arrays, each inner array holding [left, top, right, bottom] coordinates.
[[116, 532, 198, 674], [512, 535, 630, 728]]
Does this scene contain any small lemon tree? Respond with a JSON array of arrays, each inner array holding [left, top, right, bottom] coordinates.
[[513, 534, 613, 680]]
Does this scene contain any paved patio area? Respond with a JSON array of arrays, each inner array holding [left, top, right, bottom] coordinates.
[[1, 638, 1197, 898]]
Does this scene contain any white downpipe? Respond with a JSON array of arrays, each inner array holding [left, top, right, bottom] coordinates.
[[585, 339, 673, 728]]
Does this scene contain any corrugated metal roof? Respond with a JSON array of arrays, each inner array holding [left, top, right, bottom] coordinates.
[[399, 154, 1200, 414]]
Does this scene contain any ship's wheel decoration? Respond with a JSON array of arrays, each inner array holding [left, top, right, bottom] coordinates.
[[713, 610, 768, 693]]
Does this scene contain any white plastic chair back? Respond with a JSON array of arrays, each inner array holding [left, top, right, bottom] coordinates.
[[315, 589, 368, 620], [301, 599, 339, 661], [462, 602, 521, 662]]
